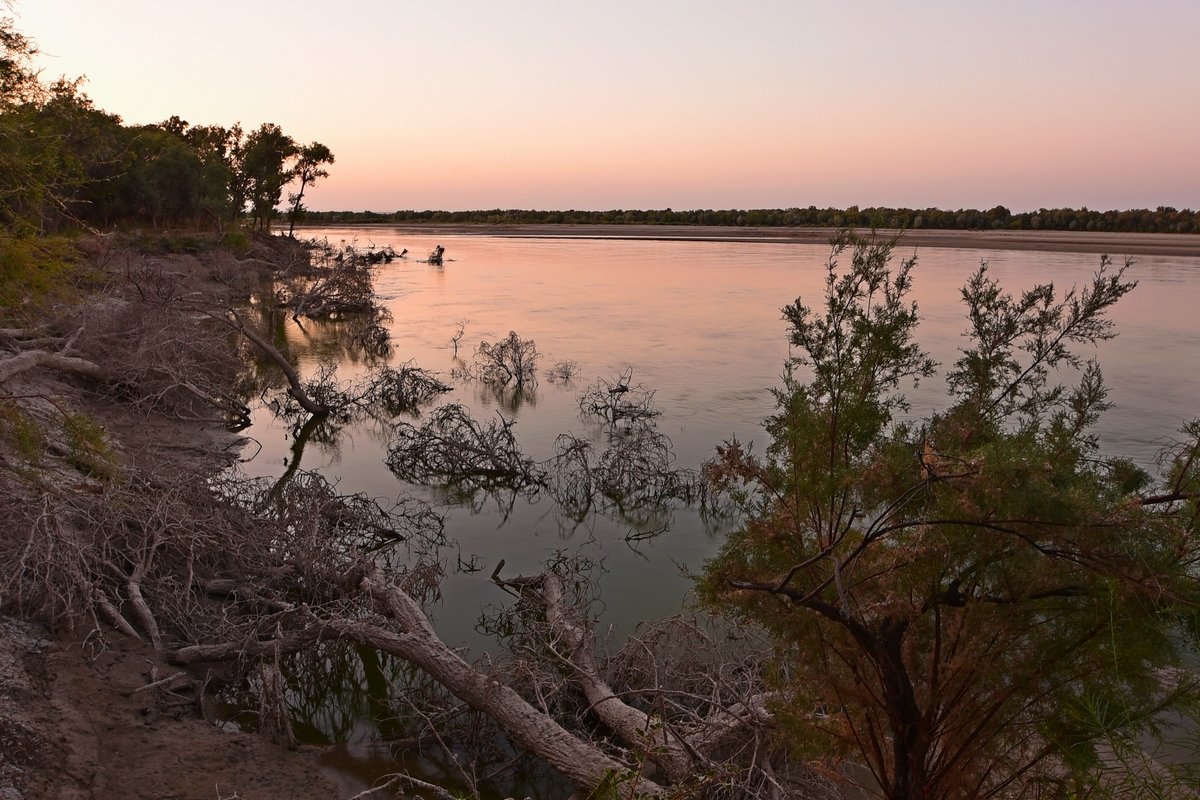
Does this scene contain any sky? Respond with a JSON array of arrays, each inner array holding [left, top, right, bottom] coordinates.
[[16, 0, 1200, 213]]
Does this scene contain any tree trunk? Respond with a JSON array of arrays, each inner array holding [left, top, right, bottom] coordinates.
[[224, 311, 330, 417], [0, 350, 107, 383]]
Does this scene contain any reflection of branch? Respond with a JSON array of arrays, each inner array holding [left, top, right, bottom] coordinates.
[[262, 413, 323, 508]]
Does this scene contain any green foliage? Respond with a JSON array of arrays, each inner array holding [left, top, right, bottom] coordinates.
[[0, 233, 80, 317], [63, 412, 118, 480], [241, 123, 297, 231], [286, 141, 334, 236], [701, 232, 1200, 799], [0, 401, 43, 463], [0, 17, 332, 236], [221, 227, 250, 254]]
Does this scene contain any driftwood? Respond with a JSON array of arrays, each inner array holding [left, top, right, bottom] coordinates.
[[224, 310, 330, 416], [0, 349, 108, 383], [169, 566, 667, 798]]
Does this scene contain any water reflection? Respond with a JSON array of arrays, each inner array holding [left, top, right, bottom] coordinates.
[[235, 230, 1200, 789], [473, 380, 537, 415]]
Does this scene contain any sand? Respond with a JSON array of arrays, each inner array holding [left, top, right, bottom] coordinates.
[[325, 223, 1200, 258]]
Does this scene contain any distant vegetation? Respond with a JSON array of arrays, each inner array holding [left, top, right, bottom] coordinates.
[[0, 17, 331, 238], [305, 205, 1200, 234]]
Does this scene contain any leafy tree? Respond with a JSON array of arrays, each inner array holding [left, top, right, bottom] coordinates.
[[185, 122, 242, 226], [0, 13, 43, 109], [128, 127, 206, 227], [702, 231, 1200, 799], [159, 118, 245, 226], [285, 141, 333, 237], [0, 16, 56, 233], [240, 122, 295, 231]]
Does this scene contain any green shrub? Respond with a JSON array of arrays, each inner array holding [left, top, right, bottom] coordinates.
[[0, 234, 80, 319], [0, 402, 44, 464], [222, 227, 250, 254], [63, 412, 119, 480]]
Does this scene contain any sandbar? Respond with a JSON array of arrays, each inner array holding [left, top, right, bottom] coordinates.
[[314, 223, 1200, 258]]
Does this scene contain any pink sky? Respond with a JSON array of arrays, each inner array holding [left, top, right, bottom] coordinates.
[[18, 0, 1200, 213]]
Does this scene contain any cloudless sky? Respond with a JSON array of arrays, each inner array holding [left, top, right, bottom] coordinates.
[[17, 1, 1200, 212]]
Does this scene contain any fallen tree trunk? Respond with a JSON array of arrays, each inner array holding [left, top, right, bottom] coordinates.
[[169, 567, 667, 798], [521, 572, 701, 784], [0, 349, 108, 383], [222, 310, 330, 417], [355, 566, 669, 797]]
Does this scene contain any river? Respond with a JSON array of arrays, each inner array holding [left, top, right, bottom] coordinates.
[[237, 228, 1200, 792]]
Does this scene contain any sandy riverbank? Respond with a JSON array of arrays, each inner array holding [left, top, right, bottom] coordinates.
[[0, 236, 349, 800], [308, 223, 1200, 258]]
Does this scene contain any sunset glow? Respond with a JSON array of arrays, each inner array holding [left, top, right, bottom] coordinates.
[[20, 0, 1200, 212]]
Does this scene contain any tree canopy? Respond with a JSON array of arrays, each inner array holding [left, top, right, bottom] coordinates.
[[0, 15, 331, 235], [701, 231, 1200, 799]]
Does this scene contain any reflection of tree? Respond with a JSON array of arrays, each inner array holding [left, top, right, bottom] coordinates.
[[234, 641, 414, 746], [475, 380, 537, 415], [275, 638, 562, 798], [547, 423, 700, 522], [429, 481, 529, 524]]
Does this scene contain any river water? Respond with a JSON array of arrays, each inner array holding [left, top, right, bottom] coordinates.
[[238, 228, 1200, 789]]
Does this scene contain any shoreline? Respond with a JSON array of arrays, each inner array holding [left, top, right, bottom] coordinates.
[[300, 223, 1200, 258]]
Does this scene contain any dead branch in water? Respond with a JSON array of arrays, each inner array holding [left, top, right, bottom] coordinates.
[[273, 240, 384, 319], [451, 318, 468, 355], [361, 362, 452, 417], [385, 403, 544, 494], [578, 368, 660, 424], [545, 359, 580, 384]]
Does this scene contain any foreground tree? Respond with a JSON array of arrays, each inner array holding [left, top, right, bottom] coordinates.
[[702, 232, 1200, 799]]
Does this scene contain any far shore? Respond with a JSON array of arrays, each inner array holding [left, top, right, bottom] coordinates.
[[299, 223, 1200, 258]]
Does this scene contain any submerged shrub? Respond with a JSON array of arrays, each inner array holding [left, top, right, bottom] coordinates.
[[474, 331, 540, 387]]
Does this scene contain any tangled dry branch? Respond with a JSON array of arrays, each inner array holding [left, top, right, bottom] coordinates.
[[474, 331, 540, 387], [385, 403, 544, 495], [273, 240, 383, 319], [578, 368, 662, 424]]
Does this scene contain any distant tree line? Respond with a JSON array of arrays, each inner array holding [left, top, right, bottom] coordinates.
[[0, 16, 332, 236], [305, 204, 1200, 234]]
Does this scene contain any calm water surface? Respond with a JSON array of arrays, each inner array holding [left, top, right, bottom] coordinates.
[[240, 229, 1200, 787]]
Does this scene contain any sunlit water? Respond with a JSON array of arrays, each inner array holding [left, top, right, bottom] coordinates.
[[238, 228, 1200, 792]]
